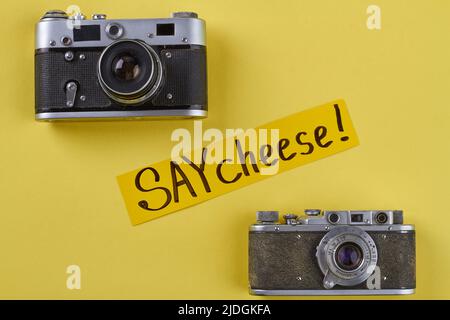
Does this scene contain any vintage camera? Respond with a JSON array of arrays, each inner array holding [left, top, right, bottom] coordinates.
[[35, 10, 207, 120], [249, 210, 416, 295]]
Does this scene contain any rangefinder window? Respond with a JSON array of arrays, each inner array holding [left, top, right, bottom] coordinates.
[[351, 214, 363, 223], [157, 23, 175, 36], [73, 25, 101, 41]]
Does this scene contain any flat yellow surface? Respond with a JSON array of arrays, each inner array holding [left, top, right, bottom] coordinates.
[[0, 0, 449, 299]]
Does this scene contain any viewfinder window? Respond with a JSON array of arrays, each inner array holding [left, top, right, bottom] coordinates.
[[157, 23, 175, 36], [73, 25, 101, 41], [351, 214, 363, 223]]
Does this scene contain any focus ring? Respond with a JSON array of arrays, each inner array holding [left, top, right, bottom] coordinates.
[[97, 39, 163, 105]]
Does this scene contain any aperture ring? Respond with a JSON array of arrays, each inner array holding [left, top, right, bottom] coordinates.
[[97, 39, 163, 105]]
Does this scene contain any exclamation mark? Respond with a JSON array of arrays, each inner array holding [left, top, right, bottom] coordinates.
[[334, 104, 349, 141]]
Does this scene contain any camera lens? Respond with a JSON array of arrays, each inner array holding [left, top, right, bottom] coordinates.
[[375, 212, 388, 224], [98, 40, 162, 105], [316, 226, 378, 288], [335, 242, 363, 272], [112, 54, 141, 81]]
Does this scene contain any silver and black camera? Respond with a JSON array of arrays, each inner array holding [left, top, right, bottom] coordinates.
[[35, 10, 207, 121], [249, 210, 416, 295]]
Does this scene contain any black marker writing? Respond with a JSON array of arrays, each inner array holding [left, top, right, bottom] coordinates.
[[334, 103, 349, 141]]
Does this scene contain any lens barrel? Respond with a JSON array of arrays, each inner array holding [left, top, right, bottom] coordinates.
[[316, 226, 378, 288], [97, 39, 163, 105]]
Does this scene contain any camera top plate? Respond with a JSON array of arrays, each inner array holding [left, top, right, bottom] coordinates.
[[250, 210, 414, 232], [35, 11, 206, 50]]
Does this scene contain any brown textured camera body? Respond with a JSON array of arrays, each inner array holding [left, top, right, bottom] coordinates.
[[248, 210, 416, 295]]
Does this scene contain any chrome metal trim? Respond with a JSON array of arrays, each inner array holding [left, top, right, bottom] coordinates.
[[249, 224, 415, 232], [36, 17, 206, 49], [300, 210, 398, 226], [250, 288, 415, 296], [35, 109, 207, 121]]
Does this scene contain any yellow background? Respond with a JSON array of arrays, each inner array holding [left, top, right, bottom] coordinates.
[[0, 0, 449, 299]]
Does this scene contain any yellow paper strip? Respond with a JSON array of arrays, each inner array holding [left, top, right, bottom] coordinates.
[[117, 99, 359, 225]]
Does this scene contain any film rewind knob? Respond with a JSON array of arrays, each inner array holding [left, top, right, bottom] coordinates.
[[256, 211, 279, 224]]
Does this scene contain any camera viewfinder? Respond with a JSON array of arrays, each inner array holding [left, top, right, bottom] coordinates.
[[157, 23, 175, 36], [351, 214, 363, 223]]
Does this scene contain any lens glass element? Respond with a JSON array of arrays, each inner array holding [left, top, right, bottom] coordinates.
[[335, 242, 363, 271], [112, 54, 141, 81]]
